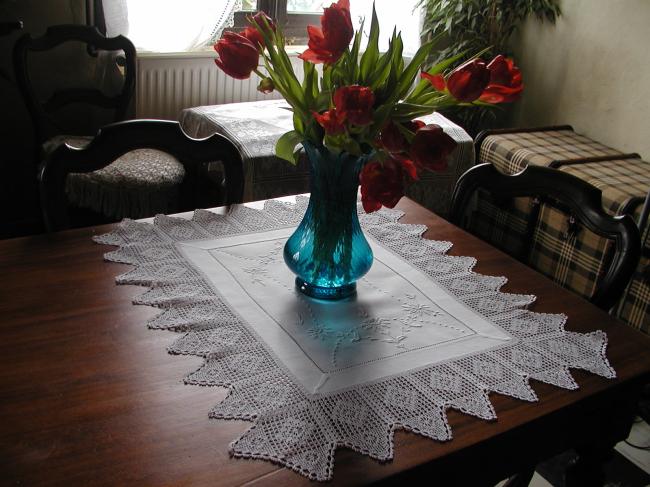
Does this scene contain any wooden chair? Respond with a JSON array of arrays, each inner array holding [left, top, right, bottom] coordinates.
[[13, 24, 186, 221], [450, 163, 641, 311], [13, 24, 135, 153], [39, 120, 244, 232], [0, 21, 22, 81], [450, 163, 642, 487]]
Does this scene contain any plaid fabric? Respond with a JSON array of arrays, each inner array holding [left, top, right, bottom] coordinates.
[[560, 158, 649, 216], [615, 224, 650, 333], [528, 203, 613, 300], [469, 192, 532, 260], [471, 129, 624, 257], [479, 129, 623, 174], [473, 129, 649, 333], [529, 159, 648, 304]]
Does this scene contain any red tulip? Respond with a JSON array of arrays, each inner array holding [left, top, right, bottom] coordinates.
[[392, 154, 419, 180], [359, 158, 405, 213], [240, 26, 264, 49], [379, 120, 425, 153], [446, 59, 490, 102], [479, 55, 523, 103], [251, 11, 276, 31], [299, 0, 353, 64], [410, 124, 457, 172], [313, 108, 346, 134], [214, 32, 259, 80], [333, 85, 375, 126], [244, 11, 276, 48]]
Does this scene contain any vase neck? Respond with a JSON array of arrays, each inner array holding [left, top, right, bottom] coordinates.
[[303, 143, 366, 206]]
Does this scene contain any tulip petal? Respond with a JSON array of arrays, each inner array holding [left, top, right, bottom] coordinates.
[[421, 72, 446, 91]]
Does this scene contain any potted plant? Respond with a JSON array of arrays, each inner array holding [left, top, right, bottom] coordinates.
[[417, 0, 561, 135]]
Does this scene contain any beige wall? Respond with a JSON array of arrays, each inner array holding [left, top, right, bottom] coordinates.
[[510, 0, 650, 160]]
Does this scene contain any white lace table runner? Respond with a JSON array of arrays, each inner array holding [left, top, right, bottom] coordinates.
[[95, 196, 615, 481]]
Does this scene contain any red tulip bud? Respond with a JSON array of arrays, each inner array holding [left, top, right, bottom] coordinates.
[[479, 55, 524, 103], [446, 59, 490, 102], [359, 158, 405, 213], [214, 32, 259, 80], [410, 124, 457, 172], [257, 77, 275, 94], [333, 85, 375, 126]]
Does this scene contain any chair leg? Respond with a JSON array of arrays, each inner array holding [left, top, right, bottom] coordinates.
[[564, 444, 614, 487], [500, 467, 535, 487]]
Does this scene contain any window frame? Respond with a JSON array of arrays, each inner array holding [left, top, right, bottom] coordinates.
[[233, 0, 321, 44]]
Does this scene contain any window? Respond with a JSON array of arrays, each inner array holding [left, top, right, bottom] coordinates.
[[233, 0, 323, 44], [234, 0, 423, 55], [94, 0, 421, 54], [96, 0, 244, 52]]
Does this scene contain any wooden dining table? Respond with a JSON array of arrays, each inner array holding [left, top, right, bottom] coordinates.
[[1, 197, 649, 486]]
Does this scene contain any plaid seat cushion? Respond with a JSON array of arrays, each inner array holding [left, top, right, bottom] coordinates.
[[473, 128, 648, 332], [528, 203, 614, 300], [471, 129, 625, 256], [528, 159, 648, 305], [615, 225, 650, 333], [479, 129, 623, 174], [469, 192, 532, 260], [560, 158, 649, 216]]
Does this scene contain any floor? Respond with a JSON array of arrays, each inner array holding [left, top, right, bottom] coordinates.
[[496, 418, 650, 487]]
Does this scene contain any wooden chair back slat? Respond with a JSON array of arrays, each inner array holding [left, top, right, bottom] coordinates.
[[13, 24, 136, 150]]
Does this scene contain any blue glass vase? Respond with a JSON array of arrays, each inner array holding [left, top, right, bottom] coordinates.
[[283, 142, 374, 300]]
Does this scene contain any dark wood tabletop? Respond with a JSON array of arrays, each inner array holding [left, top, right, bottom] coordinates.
[[1, 197, 649, 486]]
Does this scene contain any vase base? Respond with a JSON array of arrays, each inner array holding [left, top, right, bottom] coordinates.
[[295, 278, 357, 300]]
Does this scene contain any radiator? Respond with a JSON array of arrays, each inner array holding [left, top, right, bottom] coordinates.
[[136, 52, 305, 120]]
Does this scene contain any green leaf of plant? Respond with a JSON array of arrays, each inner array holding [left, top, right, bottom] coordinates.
[[407, 49, 468, 100], [368, 103, 394, 136], [321, 65, 332, 92], [350, 24, 363, 82], [302, 60, 317, 107], [315, 90, 331, 111], [359, 4, 380, 83], [391, 102, 436, 120], [275, 130, 303, 165], [367, 31, 396, 89], [394, 38, 434, 100], [293, 111, 305, 135]]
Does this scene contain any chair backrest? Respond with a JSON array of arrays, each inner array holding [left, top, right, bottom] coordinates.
[[449, 163, 641, 310], [38, 119, 245, 232], [13, 24, 136, 148]]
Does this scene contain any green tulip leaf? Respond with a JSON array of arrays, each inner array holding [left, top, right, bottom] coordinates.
[[276, 130, 303, 165], [359, 4, 380, 83]]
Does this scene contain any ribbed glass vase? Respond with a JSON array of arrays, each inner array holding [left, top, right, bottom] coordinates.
[[283, 142, 374, 300]]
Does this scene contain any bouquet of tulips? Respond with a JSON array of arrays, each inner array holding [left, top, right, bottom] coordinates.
[[213, 0, 523, 212]]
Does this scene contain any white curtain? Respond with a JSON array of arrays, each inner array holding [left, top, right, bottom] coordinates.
[[103, 0, 241, 52], [101, 0, 421, 55]]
